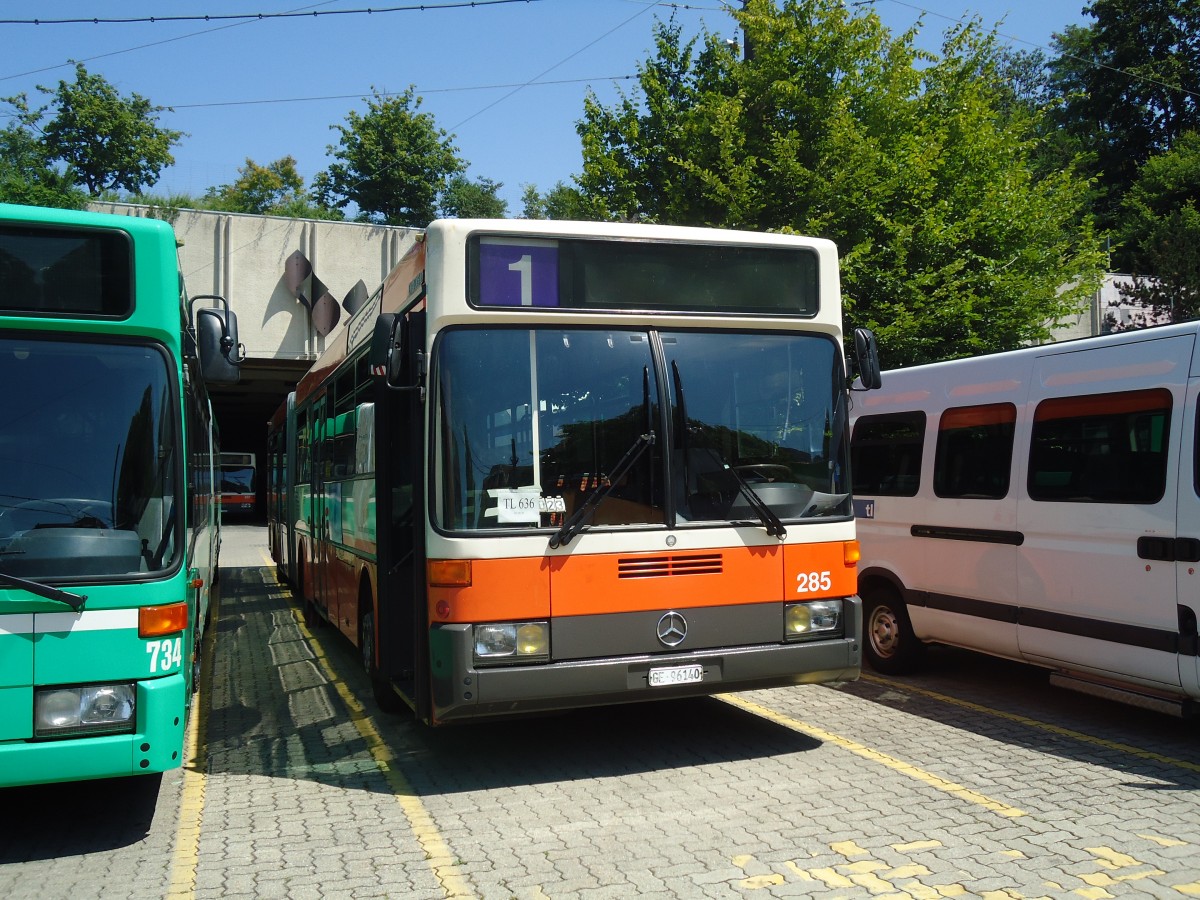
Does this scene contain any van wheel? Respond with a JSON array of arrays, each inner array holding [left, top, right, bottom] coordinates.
[[863, 586, 924, 675]]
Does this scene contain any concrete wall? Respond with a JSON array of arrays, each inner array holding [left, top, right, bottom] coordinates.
[[91, 203, 418, 366], [1050, 274, 1170, 342], [88, 204, 420, 516]]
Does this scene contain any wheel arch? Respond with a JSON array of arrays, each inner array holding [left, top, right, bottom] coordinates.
[[857, 565, 908, 602]]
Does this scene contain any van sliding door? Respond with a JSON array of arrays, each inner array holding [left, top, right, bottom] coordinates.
[[1017, 334, 1190, 690]]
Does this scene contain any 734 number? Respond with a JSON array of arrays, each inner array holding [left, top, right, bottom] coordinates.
[[146, 637, 183, 673]]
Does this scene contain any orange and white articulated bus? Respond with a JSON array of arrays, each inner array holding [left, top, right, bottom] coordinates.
[[268, 218, 881, 723], [218, 451, 257, 517]]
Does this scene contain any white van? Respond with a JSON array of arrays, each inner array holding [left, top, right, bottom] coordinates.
[[850, 322, 1200, 716]]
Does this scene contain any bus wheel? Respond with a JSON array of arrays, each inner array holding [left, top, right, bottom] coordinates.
[[863, 586, 924, 675], [360, 599, 405, 714], [190, 619, 203, 695], [298, 555, 318, 628]]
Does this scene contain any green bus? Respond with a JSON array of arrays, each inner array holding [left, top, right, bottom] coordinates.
[[0, 202, 241, 788]]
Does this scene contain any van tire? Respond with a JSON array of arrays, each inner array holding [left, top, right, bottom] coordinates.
[[863, 586, 924, 675]]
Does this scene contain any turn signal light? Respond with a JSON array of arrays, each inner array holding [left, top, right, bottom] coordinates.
[[139, 602, 189, 637], [843, 540, 861, 567], [428, 558, 472, 587]]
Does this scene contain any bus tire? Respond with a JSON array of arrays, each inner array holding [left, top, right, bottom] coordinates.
[[360, 591, 405, 714], [298, 552, 319, 628], [191, 613, 203, 695], [863, 585, 924, 675]]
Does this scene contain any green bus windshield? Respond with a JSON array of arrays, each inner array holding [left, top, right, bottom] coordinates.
[[0, 336, 178, 580]]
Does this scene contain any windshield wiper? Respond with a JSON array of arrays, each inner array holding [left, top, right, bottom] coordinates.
[[723, 461, 787, 540], [0, 570, 87, 611], [671, 361, 786, 540], [548, 430, 655, 549]]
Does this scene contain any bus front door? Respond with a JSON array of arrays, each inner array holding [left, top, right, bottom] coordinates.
[[312, 396, 334, 624]]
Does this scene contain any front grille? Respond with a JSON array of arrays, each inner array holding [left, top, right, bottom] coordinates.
[[617, 553, 723, 578]]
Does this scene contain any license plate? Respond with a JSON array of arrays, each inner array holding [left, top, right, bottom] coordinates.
[[648, 664, 704, 687]]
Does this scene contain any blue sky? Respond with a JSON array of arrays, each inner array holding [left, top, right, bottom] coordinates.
[[0, 1, 1090, 213]]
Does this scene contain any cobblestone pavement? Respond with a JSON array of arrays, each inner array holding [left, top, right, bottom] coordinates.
[[3, 524, 1199, 899]]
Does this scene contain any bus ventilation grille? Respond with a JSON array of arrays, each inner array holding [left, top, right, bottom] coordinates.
[[617, 554, 723, 578]]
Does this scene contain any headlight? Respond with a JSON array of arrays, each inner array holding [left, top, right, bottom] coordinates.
[[35, 684, 136, 737], [784, 600, 843, 641], [473, 621, 550, 664]]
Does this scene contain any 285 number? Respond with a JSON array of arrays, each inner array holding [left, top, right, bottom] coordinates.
[[796, 571, 832, 593]]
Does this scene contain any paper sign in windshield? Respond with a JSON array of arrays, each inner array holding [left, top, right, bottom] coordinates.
[[486, 488, 566, 523]]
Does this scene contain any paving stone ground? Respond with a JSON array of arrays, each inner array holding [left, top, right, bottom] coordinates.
[[2, 523, 1199, 899]]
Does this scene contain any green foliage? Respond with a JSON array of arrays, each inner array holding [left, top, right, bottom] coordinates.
[[519, 181, 602, 220], [33, 62, 183, 196], [576, 1, 1105, 366], [438, 175, 508, 219], [0, 94, 86, 209], [1117, 131, 1200, 320], [1045, 0, 1200, 234], [313, 87, 464, 226], [204, 156, 342, 220]]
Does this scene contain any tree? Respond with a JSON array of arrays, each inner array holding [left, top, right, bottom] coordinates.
[[520, 181, 601, 220], [204, 156, 341, 219], [438, 175, 508, 218], [576, 2, 1105, 366], [1044, 0, 1200, 234], [0, 93, 85, 208], [1116, 131, 1200, 320], [313, 87, 464, 226], [31, 62, 182, 196]]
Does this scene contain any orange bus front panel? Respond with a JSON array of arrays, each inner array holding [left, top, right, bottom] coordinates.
[[546, 545, 784, 617], [783, 541, 859, 602], [427, 556, 552, 624]]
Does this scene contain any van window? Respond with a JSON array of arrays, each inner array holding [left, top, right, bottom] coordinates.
[[851, 412, 925, 497], [934, 403, 1016, 499], [1028, 389, 1171, 504]]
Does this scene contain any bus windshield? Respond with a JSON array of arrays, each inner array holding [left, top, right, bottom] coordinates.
[[0, 337, 178, 580], [433, 327, 849, 533]]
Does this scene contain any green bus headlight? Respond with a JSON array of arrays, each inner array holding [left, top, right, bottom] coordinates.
[[34, 684, 136, 737]]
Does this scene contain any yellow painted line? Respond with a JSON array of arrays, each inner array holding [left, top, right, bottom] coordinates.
[[279, 565, 473, 899], [167, 583, 221, 899], [718, 693, 1026, 819], [860, 672, 1200, 776]]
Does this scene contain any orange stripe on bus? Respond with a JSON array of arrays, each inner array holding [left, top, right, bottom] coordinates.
[[427, 556, 551, 624], [548, 545, 783, 616], [427, 542, 860, 624], [783, 542, 859, 600]]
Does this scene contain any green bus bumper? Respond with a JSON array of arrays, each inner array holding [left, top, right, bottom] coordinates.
[[0, 674, 187, 789]]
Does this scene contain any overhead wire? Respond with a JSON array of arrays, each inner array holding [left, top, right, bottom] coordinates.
[[854, 0, 1200, 103], [0, 0, 543, 27], [0, 0, 346, 82]]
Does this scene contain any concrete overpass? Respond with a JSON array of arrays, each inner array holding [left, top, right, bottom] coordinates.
[[94, 203, 419, 514]]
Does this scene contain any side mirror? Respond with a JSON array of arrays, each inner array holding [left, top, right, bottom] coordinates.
[[369, 312, 423, 391], [852, 327, 882, 391], [191, 295, 244, 386]]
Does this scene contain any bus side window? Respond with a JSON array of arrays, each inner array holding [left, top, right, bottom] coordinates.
[[851, 412, 926, 497]]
